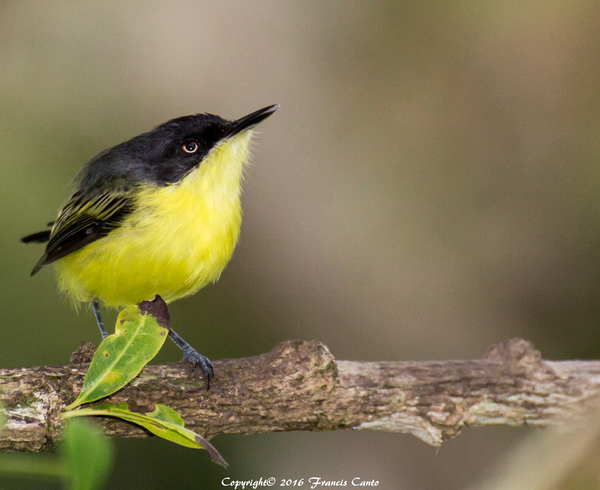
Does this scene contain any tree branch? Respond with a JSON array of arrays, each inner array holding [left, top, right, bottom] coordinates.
[[2, 338, 600, 452]]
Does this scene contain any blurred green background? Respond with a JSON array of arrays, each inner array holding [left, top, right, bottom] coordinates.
[[2, 1, 600, 489]]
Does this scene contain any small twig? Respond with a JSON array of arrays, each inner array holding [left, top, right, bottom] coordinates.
[[2, 338, 600, 452]]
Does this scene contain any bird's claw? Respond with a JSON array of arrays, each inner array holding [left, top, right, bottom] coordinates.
[[182, 347, 214, 390]]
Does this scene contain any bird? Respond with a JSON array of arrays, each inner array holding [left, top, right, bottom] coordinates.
[[22, 104, 279, 387]]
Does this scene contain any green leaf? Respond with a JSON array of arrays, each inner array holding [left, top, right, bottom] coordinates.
[[65, 297, 170, 411], [61, 419, 113, 490], [0, 421, 113, 487], [64, 403, 227, 467]]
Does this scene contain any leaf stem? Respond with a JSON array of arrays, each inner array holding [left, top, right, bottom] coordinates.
[[0, 454, 68, 478]]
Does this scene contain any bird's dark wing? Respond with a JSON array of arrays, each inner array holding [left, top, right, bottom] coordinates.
[[30, 190, 135, 276]]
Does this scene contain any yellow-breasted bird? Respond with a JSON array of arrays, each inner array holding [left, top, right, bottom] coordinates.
[[22, 105, 278, 386]]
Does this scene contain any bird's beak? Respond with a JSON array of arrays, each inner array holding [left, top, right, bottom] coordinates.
[[229, 105, 279, 137]]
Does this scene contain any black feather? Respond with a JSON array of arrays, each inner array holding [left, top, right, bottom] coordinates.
[[22, 230, 51, 244], [30, 194, 134, 275], [75, 113, 231, 191]]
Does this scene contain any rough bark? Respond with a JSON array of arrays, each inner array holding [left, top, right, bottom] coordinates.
[[1, 338, 600, 452]]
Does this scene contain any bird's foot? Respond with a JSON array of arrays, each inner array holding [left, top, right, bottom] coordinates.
[[182, 347, 214, 390]]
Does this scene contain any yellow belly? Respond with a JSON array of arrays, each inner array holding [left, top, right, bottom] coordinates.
[[54, 131, 251, 307]]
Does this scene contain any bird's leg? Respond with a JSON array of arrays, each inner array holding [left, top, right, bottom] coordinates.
[[92, 299, 109, 340], [168, 328, 214, 389]]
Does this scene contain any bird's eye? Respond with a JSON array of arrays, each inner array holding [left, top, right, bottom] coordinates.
[[182, 139, 199, 154]]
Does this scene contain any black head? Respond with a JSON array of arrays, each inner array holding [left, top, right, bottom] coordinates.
[[77, 105, 278, 191]]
